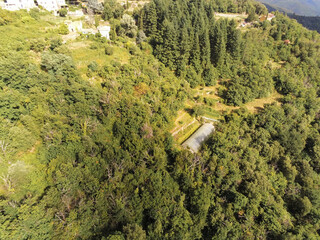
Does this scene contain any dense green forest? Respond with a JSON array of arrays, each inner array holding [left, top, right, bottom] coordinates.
[[1, 0, 320, 239], [288, 14, 320, 33]]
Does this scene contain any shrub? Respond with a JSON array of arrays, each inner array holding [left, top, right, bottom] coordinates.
[[59, 8, 68, 17], [30, 39, 47, 52], [58, 23, 69, 35], [88, 61, 99, 72], [49, 38, 62, 51], [105, 46, 114, 55], [129, 45, 138, 55]]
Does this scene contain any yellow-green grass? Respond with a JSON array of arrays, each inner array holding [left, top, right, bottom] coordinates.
[[214, 13, 248, 22], [170, 109, 194, 133], [70, 41, 131, 78], [171, 80, 283, 143], [194, 83, 282, 114], [202, 107, 221, 119], [176, 121, 201, 144], [244, 91, 282, 113], [0, 18, 55, 50]]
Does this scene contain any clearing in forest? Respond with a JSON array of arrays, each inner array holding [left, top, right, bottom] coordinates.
[[171, 82, 282, 144], [214, 12, 248, 20]]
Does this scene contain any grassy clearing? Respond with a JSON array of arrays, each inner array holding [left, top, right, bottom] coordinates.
[[171, 81, 283, 142], [214, 13, 248, 22], [0, 20, 53, 50], [244, 91, 282, 113], [176, 121, 201, 144], [171, 109, 194, 133], [70, 41, 131, 77]]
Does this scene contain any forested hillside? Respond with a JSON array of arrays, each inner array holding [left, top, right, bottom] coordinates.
[[262, 2, 320, 33], [288, 14, 320, 33], [1, 0, 320, 239]]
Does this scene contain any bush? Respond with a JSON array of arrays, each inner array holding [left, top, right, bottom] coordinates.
[[59, 8, 68, 17], [88, 61, 99, 72], [105, 46, 114, 55], [136, 30, 146, 44], [204, 97, 216, 106], [58, 23, 69, 35], [49, 38, 62, 51], [120, 14, 137, 38], [29, 8, 40, 20], [30, 39, 46, 52], [129, 45, 138, 55], [193, 105, 205, 117], [90, 43, 99, 49]]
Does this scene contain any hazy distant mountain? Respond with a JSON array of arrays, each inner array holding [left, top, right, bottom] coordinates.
[[259, 1, 320, 33], [257, 0, 320, 16]]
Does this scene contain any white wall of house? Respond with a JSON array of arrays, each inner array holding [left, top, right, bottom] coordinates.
[[98, 26, 111, 40], [3, 0, 36, 11], [65, 20, 83, 32], [37, 0, 65, 12]]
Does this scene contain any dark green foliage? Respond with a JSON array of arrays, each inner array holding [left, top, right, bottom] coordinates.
[[102, 0, 124, 20], [288, 14, 320, 33], [88, 61, 99, 72], [2, 4, 320, 240], [246, 11, 257, 22], [59, 8, 68, 17], [185, 66, 202, 88], [29, 39, 47, 52], [49, 37, 63, 51], [142, 0, 267, 78]]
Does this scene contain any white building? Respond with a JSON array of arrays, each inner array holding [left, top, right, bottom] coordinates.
[[97, 26, 110, 40], [37, 0, 66, 12], [267, 13, 275, 21], [182, 123, 215, 153], [3, 0, 36, 11], [64, 20, 83, 32], [82, 28, 98, 35], [68, 9, 84, 17]]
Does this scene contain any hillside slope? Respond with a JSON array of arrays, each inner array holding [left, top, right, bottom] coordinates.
[[257, 0, 320, 16], [1, 0, 320, 239]]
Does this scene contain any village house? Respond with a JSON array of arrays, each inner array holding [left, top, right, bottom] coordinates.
[[64, 20, 83, 32], [37, 0, 66, 12], [67, 9, 84, 17], [284, 39, 291, 45], [81, 28, 98, 35], [97, 25, 111, 39], [267, 13, 275, 21], [182, 123, 215, 153], [2, 0, 35, 11], [259, 13, 276, 22]]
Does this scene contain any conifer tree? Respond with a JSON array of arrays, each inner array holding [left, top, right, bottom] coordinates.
[[227, 19, 241, 58], [190, 33, 202, 74], [200, 29, 211, 68], [211, 20, 227, 67], [144, 1, 158, 39]]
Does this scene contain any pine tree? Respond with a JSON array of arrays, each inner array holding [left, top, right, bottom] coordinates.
[[190, 33, 202, 74], [176, 26, 191, 77], [161, 19, 179, 70], [200, 29, 210, 68], [227, 19, 241, 59], [144, 1, 158, 38], [211, 20, 227, 67]]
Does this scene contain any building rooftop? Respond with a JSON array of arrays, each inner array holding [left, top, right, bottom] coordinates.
[[182, 123, 215, 153]]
